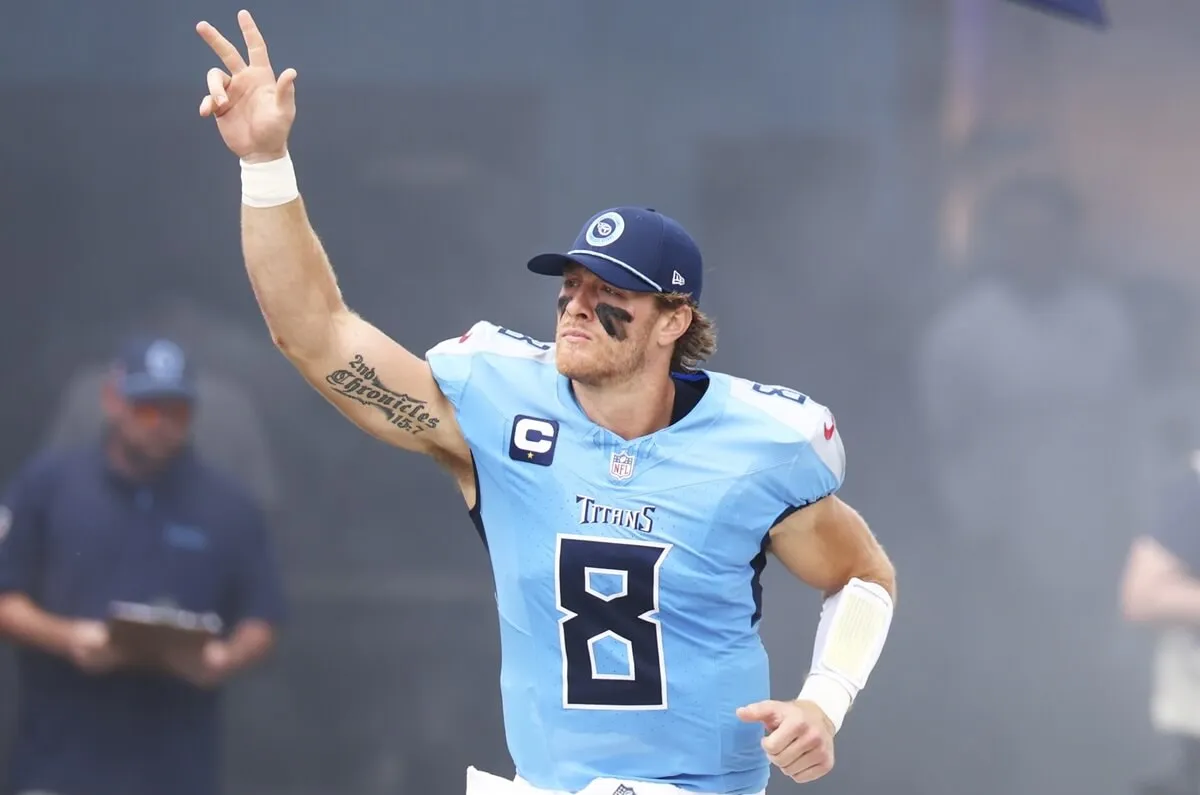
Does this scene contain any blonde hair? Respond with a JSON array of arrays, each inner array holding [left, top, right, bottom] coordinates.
[[656, 292, 717, 373]]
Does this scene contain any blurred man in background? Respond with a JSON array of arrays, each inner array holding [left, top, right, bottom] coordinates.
[[918, 173, 1139, 573], [39, 297, 282, 517], [1123, 448, 1200, 795], [0, 336, 287, 795], [916, 173, 1142, 795]]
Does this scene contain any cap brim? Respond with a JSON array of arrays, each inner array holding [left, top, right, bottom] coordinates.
[[526, 252, 657, 293], [122, 387, 195, 403], [119, 375, 195, 402]]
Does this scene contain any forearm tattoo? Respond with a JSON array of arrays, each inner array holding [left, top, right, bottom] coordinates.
[[325, 355, 441, 434]]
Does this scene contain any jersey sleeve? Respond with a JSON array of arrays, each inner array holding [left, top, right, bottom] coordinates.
[[781, 400, 846, 507], [0, 452, 59, 597], [425, 323, 486, 408], [728, 378, 846, 508], [425, 320, 553, 410]]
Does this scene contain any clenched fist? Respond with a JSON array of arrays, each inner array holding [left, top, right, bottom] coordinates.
[[737, 698, 836, 783], [195, 9, 297, 163]]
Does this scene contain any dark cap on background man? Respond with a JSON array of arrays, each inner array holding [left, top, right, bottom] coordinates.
[[527, 206, 704, 303], [113, 336, 197, 402]]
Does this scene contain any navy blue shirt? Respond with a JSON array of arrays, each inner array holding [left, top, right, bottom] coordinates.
[[0, 441, 286, 795]]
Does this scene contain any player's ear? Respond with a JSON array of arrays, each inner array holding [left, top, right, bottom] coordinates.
[[656, 300, 693, 346]]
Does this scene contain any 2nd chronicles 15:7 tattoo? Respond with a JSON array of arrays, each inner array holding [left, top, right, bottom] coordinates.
[[325, 355, 441, 435]]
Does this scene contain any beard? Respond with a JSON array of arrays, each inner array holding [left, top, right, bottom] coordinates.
[[110, 432, 179, 480], [555, 339, 647, 387]]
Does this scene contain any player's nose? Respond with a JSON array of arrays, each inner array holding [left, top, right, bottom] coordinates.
[[560, 290, 595, 319]]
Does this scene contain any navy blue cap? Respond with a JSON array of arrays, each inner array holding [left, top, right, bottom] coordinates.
[[527, 207, 704, 303], [113, 336, 197, 402]]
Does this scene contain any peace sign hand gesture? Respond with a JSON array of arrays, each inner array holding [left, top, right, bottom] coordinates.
[[196, 10, 297, 163]]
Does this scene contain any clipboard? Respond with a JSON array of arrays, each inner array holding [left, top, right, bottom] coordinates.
[[107, 601, 223, 659]]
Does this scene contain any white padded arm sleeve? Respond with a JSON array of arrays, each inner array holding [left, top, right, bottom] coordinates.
[[798, 577, 894, 732]]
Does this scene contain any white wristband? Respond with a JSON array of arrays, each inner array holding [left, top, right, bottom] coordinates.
[[798, 673, 853, 733], [240, 153, 299, 208]]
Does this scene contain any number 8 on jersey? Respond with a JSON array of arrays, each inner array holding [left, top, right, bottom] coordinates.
[[555, 535, 672, 710]]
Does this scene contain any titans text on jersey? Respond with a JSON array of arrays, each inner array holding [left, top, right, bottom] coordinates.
[[576, 495, 656, 534], [426, 321, 846, 795]]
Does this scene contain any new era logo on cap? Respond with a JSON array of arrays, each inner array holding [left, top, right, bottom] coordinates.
[[527, 206, 704, 302]]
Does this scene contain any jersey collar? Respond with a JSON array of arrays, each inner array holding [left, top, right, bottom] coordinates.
[[554, 370, 729, 472]]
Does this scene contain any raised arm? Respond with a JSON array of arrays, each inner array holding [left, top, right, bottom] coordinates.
[[240, 196, 466, 460], [195, 11, 470, 473]]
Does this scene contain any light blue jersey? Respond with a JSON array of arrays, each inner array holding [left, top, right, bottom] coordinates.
[[426, 322, 846, 795]]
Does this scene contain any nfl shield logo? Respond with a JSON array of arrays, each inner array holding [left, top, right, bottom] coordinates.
[[609, 450, 636, 481]]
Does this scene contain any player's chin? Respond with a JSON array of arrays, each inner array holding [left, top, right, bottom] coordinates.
[[555, 349, 605, 383]]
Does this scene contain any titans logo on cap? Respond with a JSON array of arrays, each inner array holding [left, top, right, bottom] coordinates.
[[585, 211, 625, 248], [144, 340, 186, 381]]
